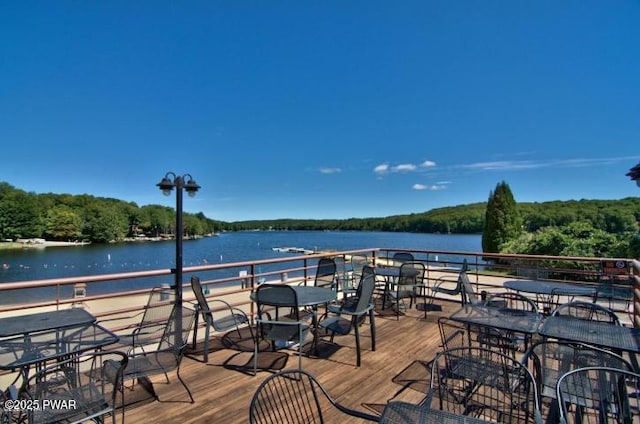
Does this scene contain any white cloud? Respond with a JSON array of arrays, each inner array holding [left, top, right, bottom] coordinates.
[[392, 164, 417, 172], [459, 156, 640, 172], [319, 167, 342, 174], [374, 164, 389, 174], [421, 160, 436, 168], [413, 183, 448, 191]]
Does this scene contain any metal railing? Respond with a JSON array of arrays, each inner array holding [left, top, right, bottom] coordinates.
[[0, 248, 637, 328]]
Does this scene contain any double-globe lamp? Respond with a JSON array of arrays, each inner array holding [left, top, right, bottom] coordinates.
[[157, 172, 201, 343]]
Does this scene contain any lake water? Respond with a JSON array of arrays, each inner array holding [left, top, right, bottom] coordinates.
[[0, 231, 481, 302]]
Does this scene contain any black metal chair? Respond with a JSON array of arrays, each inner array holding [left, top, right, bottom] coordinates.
[[551, 301, 621, 325], [350, 254, 369, 283], [484, 291, 538, 312], [122, 305, 197, 403], [556, 366, 640, 424], [253, 284, 312, 375], [249, 369, 379, 423], [190, 276, 253, 362], [429, 346, 543, 424], [103, 286, 175, 355], [313, 257, 337, 290], [523, 340, 634, 423], [391, 252, 415, 267], [20, 351, 128, 424], [388, 261, 425, 320], [427, 260, 477, 309], [319, 265, 377, 367]]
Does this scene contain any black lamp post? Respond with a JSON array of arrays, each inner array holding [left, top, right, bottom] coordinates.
[[157, 172, 200, 341]]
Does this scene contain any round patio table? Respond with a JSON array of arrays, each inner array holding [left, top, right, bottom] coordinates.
[[503, 280, 597, 313], [250, 285, 336, 307]]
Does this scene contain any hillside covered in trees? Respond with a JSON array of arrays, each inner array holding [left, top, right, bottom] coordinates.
[[0, 181, 638, 248]]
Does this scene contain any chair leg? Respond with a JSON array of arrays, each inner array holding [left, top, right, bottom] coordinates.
[[354, 318, 361, 367], [203, 319, 211, 363], [369, 309, 376, 352], [176, 367, 195, 403]]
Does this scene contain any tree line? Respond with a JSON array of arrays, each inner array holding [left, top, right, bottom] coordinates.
[[0, 181, 638, 257], [0, 182, 224, 243]]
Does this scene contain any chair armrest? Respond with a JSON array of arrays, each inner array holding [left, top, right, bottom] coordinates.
[[430, 276, 460, 296]]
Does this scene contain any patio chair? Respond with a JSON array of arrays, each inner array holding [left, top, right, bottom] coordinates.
[[20, 351, 128, 424], [334, 256, 356, 299], [551, 301, 621, 325], [190, 276, 253, 363], [104, 285, 175, 356], [424, 260, 481, 312], [388, 261, 425, 320], [429, 346, 542, 424], [312, 257, 337, 290], [249, 369, 379, 423], [484, 291, 538, 312], [480, 292, 539, 355], [557, 366, 640, 424], [318, 265, 376, 367], [350, 254, 369, 284], [391, 251, 414, 267], [122, 305, 197, 403], [523, 340, 634, 423], [253, 284, 312, 375]]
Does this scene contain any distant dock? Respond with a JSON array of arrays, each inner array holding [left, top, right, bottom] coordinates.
[[272, 246, 314, 254]]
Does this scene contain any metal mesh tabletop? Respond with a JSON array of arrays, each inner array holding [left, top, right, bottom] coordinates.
[[539, 316, 640, 353], [450, 305, 542, 335], [0, 308, 95, 337], [0, 323, 119, 371], [380, 401, 496, 423]]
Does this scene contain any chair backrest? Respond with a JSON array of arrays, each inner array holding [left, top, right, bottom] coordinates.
[[392, 252, 414, 267], [249, 369, 378, 423], [551, 301, 620, 325], [557, 366, 640, 424], [430, 346, 541, 424], [135, 286, 176, 344], [460, 270, 479, 305], [350, 254, 369, 280], [484, 292, 538, 313], [255, 284, 304, 343], [351, 266, 377, 313], [397, 262, 425, 296], [314, 257, 337, 289], [437, 317, 469, 351], [160, 305, 197, 354], [191, 276, 210, 316], [524, 340, 633, 402]]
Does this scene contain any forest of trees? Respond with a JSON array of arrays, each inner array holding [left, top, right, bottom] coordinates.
[[0, 182, 224, 243], [0, 181, 638, 257]]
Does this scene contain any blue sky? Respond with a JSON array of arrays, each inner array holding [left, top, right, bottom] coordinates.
[[1, 1, 639, 222]]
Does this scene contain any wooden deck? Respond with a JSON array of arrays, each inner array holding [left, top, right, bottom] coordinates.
[[122, 300, 460, 423]]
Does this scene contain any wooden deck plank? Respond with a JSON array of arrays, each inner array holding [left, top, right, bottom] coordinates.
[[122, 300, 459, 423]]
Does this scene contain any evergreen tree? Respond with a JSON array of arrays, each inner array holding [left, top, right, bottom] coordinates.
[[482, 181, 522, 253]]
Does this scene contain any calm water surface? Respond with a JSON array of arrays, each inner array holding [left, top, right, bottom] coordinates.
[[0, 231, 481, 302]]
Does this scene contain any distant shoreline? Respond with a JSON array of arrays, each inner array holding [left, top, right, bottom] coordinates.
[[0, 239, 91, 250]]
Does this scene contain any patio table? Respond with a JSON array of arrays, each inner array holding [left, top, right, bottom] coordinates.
[[0, 309, 119, 390], [503, 280, 597, 313], [373, 266, 420, 311], [538, 315, 640, 354], [379, 401, 496, 423], [450, 305, 542, 351], [250, 285, 337, 354], [0, 308, 95, 337]]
